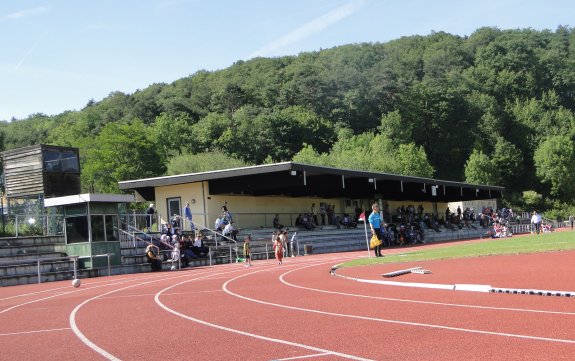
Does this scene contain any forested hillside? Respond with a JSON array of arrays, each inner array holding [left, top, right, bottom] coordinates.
[[1, 26, 574, 216]]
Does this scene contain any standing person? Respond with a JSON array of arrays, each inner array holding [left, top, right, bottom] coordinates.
[[273, 235, 284, 265], [171, 215, 181, 235], [368, 203, 384, 257], [184, 202, 194, 231], [290, 231, 298, 257], [531, 211, 542, 234], [311, 203, 318, 226], [283, 229, 290, 257], [570, 214, 574, 230], [243, 235, 252, 267], [319, 203, 326, 226], [145, 203, 155, 232]]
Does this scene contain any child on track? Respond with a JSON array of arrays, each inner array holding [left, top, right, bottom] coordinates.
[[243, 235, 252, 267], [273, 235, 284, 265]]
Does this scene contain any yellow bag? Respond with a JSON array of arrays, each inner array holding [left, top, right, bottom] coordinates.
[[370, 235, 382, 249]]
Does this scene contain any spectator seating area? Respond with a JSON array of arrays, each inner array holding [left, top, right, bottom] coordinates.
[[1, 211, 566, 286]]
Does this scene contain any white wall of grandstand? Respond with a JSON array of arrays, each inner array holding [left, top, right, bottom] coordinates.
[[447, 199, 498, 215]]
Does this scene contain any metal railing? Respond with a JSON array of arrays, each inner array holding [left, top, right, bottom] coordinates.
[[0, 255, 78, 284], [78, 253, 114, 276], [0, 214, 64, 237]]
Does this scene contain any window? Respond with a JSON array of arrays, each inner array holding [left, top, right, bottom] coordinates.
[[43, 151, 61, 172], [43, 150, 80, 173], [66, 216, 89, 244], [61, 151, 80, 172]]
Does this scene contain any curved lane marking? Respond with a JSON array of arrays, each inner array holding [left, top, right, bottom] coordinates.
[[154, 260, 374, 361], [221, 260, 575, 345], [282, 263, 575, 316], [69, 267, 248, 360]]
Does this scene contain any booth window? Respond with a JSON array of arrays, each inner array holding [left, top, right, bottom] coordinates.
[[43, 150, 79, 173], [66, 216, 89, 244]]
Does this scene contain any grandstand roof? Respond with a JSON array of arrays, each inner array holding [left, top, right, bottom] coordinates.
[[118, 162, 504, 202]]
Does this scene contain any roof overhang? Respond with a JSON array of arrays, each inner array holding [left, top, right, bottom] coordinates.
[[118, 162, 504, 202], [44, 193, 134, 207]]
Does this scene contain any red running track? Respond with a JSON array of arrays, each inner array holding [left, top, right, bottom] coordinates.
[[1, 235, 574, 360]]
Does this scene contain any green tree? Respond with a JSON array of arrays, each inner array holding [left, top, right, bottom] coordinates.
[[393, 143, 435, 177], [166, 151, 251, 175], [533, 135, 575, 197], [82, 119, 165, 193], [464, 149, 498, 185], [151, 112, 194, 159]]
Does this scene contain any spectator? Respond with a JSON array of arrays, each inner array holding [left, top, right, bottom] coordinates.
[[273, 214, 283, 230], [169, 239, 180, 270], [570, 214, 574, 230], [192, 233, 209, 257], [145, 203, 155, 232], [301, 214, 314, 230], [215, 216, 224, 233], [290, 231, 298, 257], [183, 202, 194, 231], [221, 204, 232, 224], [342, 214, 357, 228], [319, 203, 326, 225], [145, 244, 162, 271], [326, 204, 334, 225], [531, 211, 542, 234], [180, 235, 197, 261], [223, 221, 238, 241], [160, 233, 171, 247], [311, 203, 318, 226], [295, 214, 303, 227], [281, 229, 290, 257], [171, 215, 181, 235]]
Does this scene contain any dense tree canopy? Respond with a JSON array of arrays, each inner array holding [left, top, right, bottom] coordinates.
[[1, 26, 575, 213]]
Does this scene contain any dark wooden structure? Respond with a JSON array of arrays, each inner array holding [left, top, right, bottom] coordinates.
[[1, 144, 81, 213]]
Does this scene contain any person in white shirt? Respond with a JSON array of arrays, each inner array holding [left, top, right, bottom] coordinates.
[[223, 222, 237, 241], [290, 231, 298, 257], [170, 240, 180, 270], [531, 211, 542, 234], [192, 233, 208, 257]]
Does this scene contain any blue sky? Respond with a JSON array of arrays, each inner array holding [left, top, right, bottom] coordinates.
[[1, 0, 573, 121]]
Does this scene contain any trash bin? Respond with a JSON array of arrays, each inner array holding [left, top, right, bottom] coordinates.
[[304, 244, 313, 255]]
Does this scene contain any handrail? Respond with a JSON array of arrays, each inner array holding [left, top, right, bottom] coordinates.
[[78, 253, 114, 276], [191, 221, 240, 263], [0, 255, 79, 284]]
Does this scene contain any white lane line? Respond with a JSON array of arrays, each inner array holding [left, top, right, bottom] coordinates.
[[0, 266, 238, 315], [0, 272, 177, 302], [221, 262, 575, 345], [285, 264, 575, 316], [271, 352, 330, 360], [0, 327, 71, 337], [154, 259, 373, 361], [69, 268, 248, 361]]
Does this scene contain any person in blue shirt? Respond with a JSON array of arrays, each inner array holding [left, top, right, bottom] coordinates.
[[368, 203, 384, 257], [184, 202, 194, 231]]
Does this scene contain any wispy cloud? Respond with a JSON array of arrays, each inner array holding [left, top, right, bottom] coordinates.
[[1, 6, 48, 21], [248, 0, 366, 59], [13, 31, 49, 71]]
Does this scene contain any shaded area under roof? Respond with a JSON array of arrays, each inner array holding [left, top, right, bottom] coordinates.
[[118, 162, 504, 202]]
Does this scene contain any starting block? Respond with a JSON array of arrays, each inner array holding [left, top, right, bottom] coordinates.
[[382, 267, 427, 278]]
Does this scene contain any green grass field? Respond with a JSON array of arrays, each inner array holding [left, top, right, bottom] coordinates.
[[341, 231, 575, 268]]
